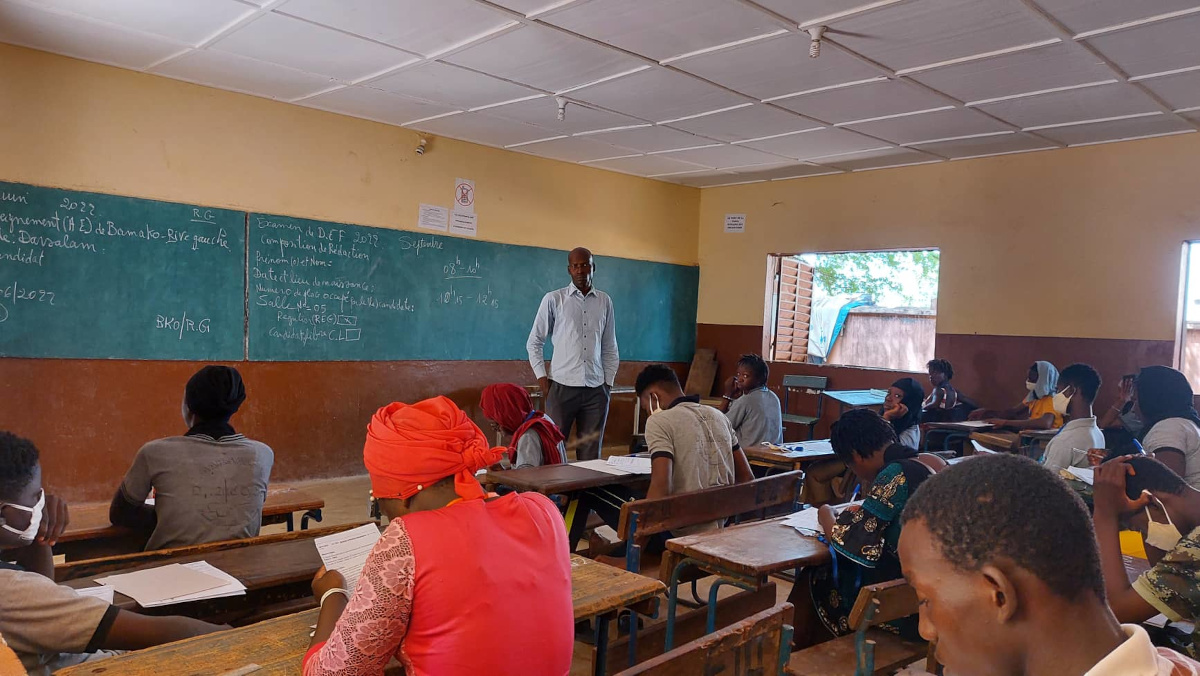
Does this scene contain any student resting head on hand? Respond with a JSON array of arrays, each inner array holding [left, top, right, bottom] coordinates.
[[900, 453, 1200, 676], [0, 432, 223, 676], [718, 354, 783, 448]]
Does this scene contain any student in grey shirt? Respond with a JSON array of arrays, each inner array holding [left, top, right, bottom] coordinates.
[[1043, 364, 1106, 472], [109, 366, 273, 551], [718, 354, 783, 448]]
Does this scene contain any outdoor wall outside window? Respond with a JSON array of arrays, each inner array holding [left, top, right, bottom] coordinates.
[[765, 249, 940, 372]]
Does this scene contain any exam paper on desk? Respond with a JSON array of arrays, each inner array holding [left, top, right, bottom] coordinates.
[[782, 502, 863, 536]]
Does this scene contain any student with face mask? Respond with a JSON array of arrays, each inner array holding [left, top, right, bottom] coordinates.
[[1094, 455, 1200, 659], [968, 360, 1063, 430], [1042, 363, 1106, 472]]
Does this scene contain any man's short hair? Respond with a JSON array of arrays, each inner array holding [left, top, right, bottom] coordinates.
[[0, 432, 39, 500], [635, 364, 680, 396], [736, 354, 769, 383], [902, 454, 1106, 602], [1125, 455, 1187, 498], [830, 409, 897, 464], [1060, 363, 1101, 403], [927, 359, 954, 380]]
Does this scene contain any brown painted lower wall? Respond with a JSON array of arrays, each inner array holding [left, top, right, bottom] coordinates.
[[697, 323, 1176, 441], [0, 359, 673, 502]]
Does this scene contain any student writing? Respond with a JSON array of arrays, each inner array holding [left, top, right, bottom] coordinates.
[[969, 360, 1063, 431], [480, 383, 565, 468]]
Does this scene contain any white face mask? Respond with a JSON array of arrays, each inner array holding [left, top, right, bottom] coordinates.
[[648, 393, 663, 417], [1052, 387, 1074, 414], [1145, 501, 1185, 551], [1, 490, 44, 544], [1026, 381, 1038, 392]]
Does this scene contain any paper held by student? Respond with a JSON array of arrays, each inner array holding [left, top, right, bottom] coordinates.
[[315, 523, 383, 591]]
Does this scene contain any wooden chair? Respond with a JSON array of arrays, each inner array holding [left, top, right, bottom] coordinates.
[[616, 471, 804, 574], [613, 603, 794, 676], [787, 579, 939, 676], [782, 375, 827, 441]]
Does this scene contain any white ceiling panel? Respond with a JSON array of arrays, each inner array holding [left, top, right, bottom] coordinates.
[[210, 12, 412, 82], [1140, 68, 1200, 110], [485, 97, 644, 134], [741, 127, 892, 160], [1033, 0, 1200, 36], [910, 42, 1112, 104], [582, 126, 712, 153], [151, 49, 337, 101], [280, 0, 514, 58], [664, 104, 821, 142], [908, 132, 1057, 158], [483, 0, 553, 16], [442, 24, 642, 92], [515, 136, 634, 162], [1183, 110, 1200, 124], [1034, 114, 1194, 145], [976, 82, 1162, 128], [674, 33, 882, 101], [34, 0, 255, 45], [0, 1, 186, 70], [1084, 13, 1200, 77], [407, 111, 554, 147], [845, 107, 1011, 145], [822, 147, 939, 171], [585, 154, 712, 176], [751, 0, 874, 26], [730, 162, 842, 181], [829, 0, 1059, 72], [678, 172, 758, 187], [371, 61, 539, 109], [774, 79, 949, 124], [657, 144, 790, 169], [544, 0, 784, 62], [303, 86, 460, 126], [568, 68, 749, 122]]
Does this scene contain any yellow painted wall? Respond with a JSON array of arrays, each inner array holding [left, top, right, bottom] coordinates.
[[699, 132, 1200, 341], [0, 43, 699, 265]]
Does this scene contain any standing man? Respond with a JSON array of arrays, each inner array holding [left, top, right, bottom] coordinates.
[[527, 247, 619, 461]]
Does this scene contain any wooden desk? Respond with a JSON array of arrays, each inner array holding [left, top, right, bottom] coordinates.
[[483, 463, 651, 550], [57, 488, 326, 561], [970, 430, 1020, 454], [744, 441, 835, 473], [1018, 428, 1059, 460], [60, 554, 663, 676], [822, 389, 887, 414], [922, 422, 994, 452], [660, 515, 830, 649]]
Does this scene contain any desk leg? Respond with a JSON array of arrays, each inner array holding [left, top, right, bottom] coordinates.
[[593, 612, 611, 676], [285, 513, 295, 532], [664, 558, 692, 650], [563, 493, 593, 553]]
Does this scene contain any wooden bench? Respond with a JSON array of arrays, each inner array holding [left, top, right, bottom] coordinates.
[[787, 579, 938, 676], [614, 603, 794, 676], [616, 470, 804, 574]]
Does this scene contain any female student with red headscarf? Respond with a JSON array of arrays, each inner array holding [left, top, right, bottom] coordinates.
[[303, 397, 573, 676], [480, 383, 566, 468]]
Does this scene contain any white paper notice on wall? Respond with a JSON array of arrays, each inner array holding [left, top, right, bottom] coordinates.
[[450, 210, 478, 237], [417, 204, 449, 232], [453, 177, 475, 215], [724, 213, 746, 233]]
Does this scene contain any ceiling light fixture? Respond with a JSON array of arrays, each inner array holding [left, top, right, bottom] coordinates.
[[807, 26, 826, 58], [556, 97, 568, 121]]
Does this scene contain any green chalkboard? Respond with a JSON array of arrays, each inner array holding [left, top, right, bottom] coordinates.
[[0, 181, 245, 360], [247, 214, 698, 362]]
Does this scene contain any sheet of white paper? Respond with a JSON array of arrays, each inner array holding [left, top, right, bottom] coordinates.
[[315, 523, 382, 592], [782, 502, 863, 535], [417, 204, 449, 232], [724, 213, 745, 233], [1065, 466, 1095, 485], [606, 456, 652, 474], [573, 459, 632, 476], [453, 178, 475, 214], [96, 563, 226, 607], [75, 585, 115, 603], [953, 421, 994, 428], [779, 440, 833, 457], [138, 561, 247, 608], [970, 440, 994, 455], [450, 211, 477, 237]]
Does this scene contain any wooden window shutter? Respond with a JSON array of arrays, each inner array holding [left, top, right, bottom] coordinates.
[[772, 257, 814, 363]]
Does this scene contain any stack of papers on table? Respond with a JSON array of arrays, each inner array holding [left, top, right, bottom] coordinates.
[[781, 502, 863, 536], [95, 562, 244, 608], [777, 440, 833, 457], [572, 456, 653, 476]]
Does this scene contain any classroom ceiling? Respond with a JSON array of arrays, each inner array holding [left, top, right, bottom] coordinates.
[[2, 0, 1199, 187]]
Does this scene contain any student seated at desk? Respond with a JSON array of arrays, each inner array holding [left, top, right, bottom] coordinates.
[[1094, 456, 1200, 657], [637, 364, 754, 536], [716, 353, 783, 447], [884, 377, 925, 449], [789, 409, 941, 648], [304, 397, 572, 676], [1097, 373, 1145, 458], [110, 366, 274, 550], [480, 383, 565, 468], [968, 360, 1063, 432], [920, 358, 960, 422], [1134, 366, 1200, 489], [0, 432, 222, 676], [899, 453, 1200, 676], [1043, 363, 1106, 472]]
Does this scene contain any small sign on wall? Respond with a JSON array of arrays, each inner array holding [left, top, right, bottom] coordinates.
[[724, 213, 746, 233]]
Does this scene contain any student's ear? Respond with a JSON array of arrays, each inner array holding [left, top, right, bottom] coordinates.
[[980, 564, 1020, 624]]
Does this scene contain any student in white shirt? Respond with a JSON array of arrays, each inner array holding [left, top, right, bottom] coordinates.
[[1043, 363, 1106, 472], [898, 454, 1200, 676], [1136, 366, 1200, 490]]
